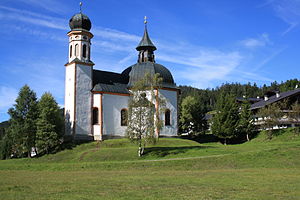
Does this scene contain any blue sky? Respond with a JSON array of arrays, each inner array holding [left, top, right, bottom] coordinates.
[[0, 0, 300, 122]]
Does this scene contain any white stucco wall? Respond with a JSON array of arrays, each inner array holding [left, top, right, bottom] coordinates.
[[159, 89, 178, 136], [64, 64, 75, 136], [75, 64, 93, 136], [102, 94, 129, 137], [93, 93, 101, 140]]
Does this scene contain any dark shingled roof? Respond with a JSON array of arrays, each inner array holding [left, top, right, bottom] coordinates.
[[250, 88, 300, 110], [92, 70, 129, 94], [69, 13, 92, 31], [136, 27, 157, 51], [122, 61, 176, 88]]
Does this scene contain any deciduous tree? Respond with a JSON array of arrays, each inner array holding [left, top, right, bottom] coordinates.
[[126, 73, 165, 157], [180, 96, 208, 135]]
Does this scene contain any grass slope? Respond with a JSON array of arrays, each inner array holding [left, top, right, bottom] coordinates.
[[0, 130, 300, 199]]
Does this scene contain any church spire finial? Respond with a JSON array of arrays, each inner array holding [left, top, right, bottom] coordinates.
[[79, 2, 83, 13], [144, 16, 147, 25]]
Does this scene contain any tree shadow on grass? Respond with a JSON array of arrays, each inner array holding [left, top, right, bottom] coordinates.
[[143, 145, 214, 157]]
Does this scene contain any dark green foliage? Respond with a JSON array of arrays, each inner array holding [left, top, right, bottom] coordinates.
[[178, 79, 300, 112], [36, 93, 64, 155], [179, 96, 208, 135], [0, 134, 13, 159], [211, 93, 240, 144], [5, 85, 38, 158], [238, 102, 255, 141], [178, 79, 300, 137], [0, 121, 9, 140], [0, 86, 63, 159]]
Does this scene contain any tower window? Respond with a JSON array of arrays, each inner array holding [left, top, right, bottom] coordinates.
[[83, 44, 87, 58], [93, 108, 99, 125], [75, 44, 79, 57], [70, 45, 72, 58], [121, 109, 128, 126], [165, 109, 171, 126]]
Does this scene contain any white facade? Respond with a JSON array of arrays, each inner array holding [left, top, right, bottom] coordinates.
[[90, 89, 178, 140], [64, 13, 179, 141], [159, 89, 178, 136]]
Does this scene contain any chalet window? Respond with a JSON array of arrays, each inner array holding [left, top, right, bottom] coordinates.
[[70, 45, 72, 58], [165, 109, 171, 126], [75, 44, 79, 57], [82, 44, 87, 58], [121, 109, 128, 126], [93, 108, 99, 125]]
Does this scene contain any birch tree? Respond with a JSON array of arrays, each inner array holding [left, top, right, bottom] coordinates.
[[126, 73, 165, 157]]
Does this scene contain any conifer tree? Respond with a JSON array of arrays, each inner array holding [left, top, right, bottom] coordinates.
[[36, 92, 63, 155], [126, 73, 165, 157], [238, 102, 255, 141], [6, 85, 38, 158], [211, 93, 240, 145]]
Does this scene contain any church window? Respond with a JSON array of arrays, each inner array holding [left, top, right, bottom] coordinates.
[[75, 44, 79, 57], [83, 44, 87, 58], [121, 109, 128, 126], [165, 109, 171, 126], [93, 108, 99, 125], [88, 46, 90, 60], [70, 45, 72, 58]]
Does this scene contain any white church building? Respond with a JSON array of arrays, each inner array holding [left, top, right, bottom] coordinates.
[[64, 10, 179, 141]]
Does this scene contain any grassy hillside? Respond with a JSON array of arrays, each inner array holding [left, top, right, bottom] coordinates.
[[0, 129, 300, 199]]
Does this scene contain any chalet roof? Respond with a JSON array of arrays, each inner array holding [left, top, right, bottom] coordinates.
[[92, 70, 129, 94], [236, 97, 262, 103], [250, 88, 300, 110]]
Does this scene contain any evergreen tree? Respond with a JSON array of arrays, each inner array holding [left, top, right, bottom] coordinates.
[[6, 85, 38, 158], [0, 133, 13, 159], [126, 73, 165, 157], [211, 93, 240, 145], [238, 102, 255, 141], [36, 93, 63, 155]]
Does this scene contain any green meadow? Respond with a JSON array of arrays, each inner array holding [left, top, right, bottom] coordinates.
[[0, 129, 300, 199]]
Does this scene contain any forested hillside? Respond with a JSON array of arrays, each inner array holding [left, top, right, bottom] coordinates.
[[179, 78, 300, 111]]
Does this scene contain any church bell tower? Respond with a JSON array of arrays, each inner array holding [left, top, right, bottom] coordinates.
[[64, 3, 94, 140]]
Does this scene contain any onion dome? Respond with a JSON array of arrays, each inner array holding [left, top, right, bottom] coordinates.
[[122, 62, 176, 88], [69, 13, 92, 31]]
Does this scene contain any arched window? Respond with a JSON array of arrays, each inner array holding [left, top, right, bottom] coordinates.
[[165, 109, 171, 126], [121, 109, 128, 126], [75, 44, 79, 57], [70, 45, 72, 58], [82, 44, 87, 58], [88, 46, 90, 60], [141, 51, 144, 62], [92, 108, 99, 125]]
